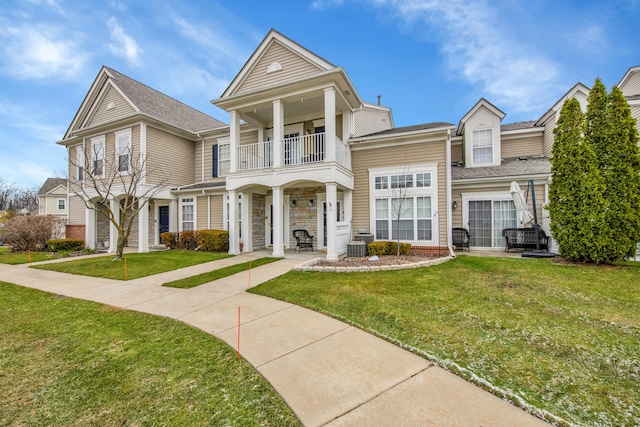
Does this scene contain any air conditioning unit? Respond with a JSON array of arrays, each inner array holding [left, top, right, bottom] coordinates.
[[347, 241, 367, 258]]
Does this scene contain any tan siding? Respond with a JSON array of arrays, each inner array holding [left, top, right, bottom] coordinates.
[[69, 195, 85, 225], [451, 189, 463, 228], [451, 144, 462, 163], [240, 130, 259, 145], [236, 40, 323, 94], [351, 140, 447, 243], [197, 196, 208, 229], [335, 115, 343, 139], [631, 106, 640, 128], [146, 126, 195, 186], [88, 85, 136, 127], [210, 195, 224, 229], [353, 108, 393, 137], [620, 72, 640, 96], [542, 116, 556, 157], [501, 135, 543, 158], [195, 139, 203, 182]]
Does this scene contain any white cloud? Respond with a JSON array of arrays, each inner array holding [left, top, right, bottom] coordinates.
[[365, 0, 563, 115], [0, 23, 88, 80], [106, 17, 141, 65], [310, 0, 344, 9]]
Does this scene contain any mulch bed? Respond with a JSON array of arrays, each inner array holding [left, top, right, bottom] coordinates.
[[314, 254, 442, 267]]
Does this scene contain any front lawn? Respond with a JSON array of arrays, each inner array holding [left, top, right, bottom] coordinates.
[[32, 250, 232, 280], [250, 256, 640, 427], [0, 281, 300, 426], [0, 251, 62, 265], [163, 257, 281, 288]]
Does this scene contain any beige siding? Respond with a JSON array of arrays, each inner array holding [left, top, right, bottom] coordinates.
[[236, 40, 323, 94], [40, 194, 67, 215], [353, 108, 393, 137], [194, 139, 204, 182], [620, 72, 640, 96], [335, 115, 343, 139], [197, 196, 208, 229], [351, 139, 448, 243], [451, 143, 462, 163], [501, 135, 544, 158], [240, 130, 259, 145], [69, 195, 85, 225], [146, 126, 195, 186], [210, 194, 224, 229], [631, 105, 640, 127], [542, 116, 556, 157], [88, 85, 136, 127]]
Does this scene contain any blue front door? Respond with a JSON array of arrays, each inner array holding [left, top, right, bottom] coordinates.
[[159, 206, 169, 243]]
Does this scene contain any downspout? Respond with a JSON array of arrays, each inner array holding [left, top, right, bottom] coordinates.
[[199, 133, 205, 183], [446, 129, 456, 258]]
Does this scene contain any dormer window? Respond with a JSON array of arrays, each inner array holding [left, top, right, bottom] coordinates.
[[472, 128, 493, 165]]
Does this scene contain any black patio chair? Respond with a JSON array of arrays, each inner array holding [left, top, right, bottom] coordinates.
[[452, 227, 471, 251]]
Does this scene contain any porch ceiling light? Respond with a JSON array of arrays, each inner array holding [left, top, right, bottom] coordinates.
[[452, 200, 458, 209]]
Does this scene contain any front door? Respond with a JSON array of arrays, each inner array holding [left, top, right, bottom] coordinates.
[[468, 199, 517, 247], [265, 196, 290, 248], [159, 206, 169, 243]]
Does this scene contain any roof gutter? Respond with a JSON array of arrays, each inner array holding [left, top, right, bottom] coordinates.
[[446, 129, 455, 258]]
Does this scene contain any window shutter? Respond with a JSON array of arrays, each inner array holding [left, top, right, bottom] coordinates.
[[212, 145, 219, 178]]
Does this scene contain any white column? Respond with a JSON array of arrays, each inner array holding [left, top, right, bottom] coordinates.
[[85, 202, 96, 249], [228, 190, 240, 255], [242, 192, 253, 252], [326, 182, 338, 261], [169, 198, 178, 232], [324, 88, 336, 163], [344, 189, 353, 233], [272, 186, 284, 257], [230, 110, 240, 173], [138, 197, 149, 253], [109, 198, 119, 253], [273, 99, 284, 168]]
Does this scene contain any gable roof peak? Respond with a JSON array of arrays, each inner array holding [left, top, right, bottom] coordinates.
[[457, 98, 506, 135]]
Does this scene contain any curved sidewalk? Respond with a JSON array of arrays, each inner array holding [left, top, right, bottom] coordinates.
[[0, 253, 549, 427]]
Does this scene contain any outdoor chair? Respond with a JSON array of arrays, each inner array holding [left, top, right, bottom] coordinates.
[[452, 227, 471, 251], [293, 229, 314, 252]]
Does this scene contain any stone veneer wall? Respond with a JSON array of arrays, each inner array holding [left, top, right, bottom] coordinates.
[[287, 186, 324, 249], [96, 204, 110, 247], [252, 194, 266, 250]]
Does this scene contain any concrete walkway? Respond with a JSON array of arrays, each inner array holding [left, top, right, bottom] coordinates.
[[0, 251, 550, 427]]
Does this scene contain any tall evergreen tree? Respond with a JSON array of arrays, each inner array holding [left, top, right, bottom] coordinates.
[[549, 98, 607, 262], [603, 86, 640, 259]]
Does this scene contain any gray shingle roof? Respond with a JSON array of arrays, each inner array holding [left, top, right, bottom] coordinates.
[[38, 178, 67, 195], [104, 67, 226, 132], [173, 181, 227, 191], [355, 122, 454, 139], [452, 156, 550, 181], [501, 120, 539, 131]]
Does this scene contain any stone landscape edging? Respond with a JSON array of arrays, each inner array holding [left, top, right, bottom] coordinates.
[[294, 256, 453, 272]]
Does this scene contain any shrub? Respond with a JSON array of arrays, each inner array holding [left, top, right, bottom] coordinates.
[[367, 241, 411, 256], [178, 230, 197, 250], [47, 238, 84, 252], [196, 230, 229, 252], [0, 216, 55, 251], [160, 232, 179, 249]]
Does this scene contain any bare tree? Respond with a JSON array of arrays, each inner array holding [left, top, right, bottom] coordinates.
[[388, 170, 414, 256], [11, 187, 39, 215], [64, 143, 168, 260], [0, 178, 16, 211]]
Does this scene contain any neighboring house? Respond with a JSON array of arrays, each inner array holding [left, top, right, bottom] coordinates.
[[56, 29, 640, 257], [37, 178, 68, 217]]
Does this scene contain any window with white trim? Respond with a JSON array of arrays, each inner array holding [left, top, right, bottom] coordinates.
[[217, 137, 230, 177], [371, 167, 436, 243], [76, 145, 85, 181], [115, 129, 132, 173], [91, 136, 105, 178], [472, 129, 493, 165], [181, 198, 195, 231], [57, 198, 66, 210]]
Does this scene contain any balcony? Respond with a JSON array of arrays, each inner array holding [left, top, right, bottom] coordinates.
[[237, 132, 349, 171]]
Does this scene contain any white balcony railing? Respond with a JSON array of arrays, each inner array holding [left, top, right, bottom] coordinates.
[[236, 132, 350, 171], [238, 141, 273, 171]]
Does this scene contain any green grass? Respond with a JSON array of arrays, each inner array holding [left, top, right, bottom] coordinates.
[[0, 251, 62, 264], [0, 281, 300, 427], [164, 257, 281, 288], [250, 255, 640, 427], [31, 250, 232, 280]]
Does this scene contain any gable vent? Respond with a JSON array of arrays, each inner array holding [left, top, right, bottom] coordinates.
[[106, 101, 115, 110], [267, 62, 283, 74]]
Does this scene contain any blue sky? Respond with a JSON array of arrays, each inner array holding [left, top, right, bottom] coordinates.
[[1, 0, 639, 189]]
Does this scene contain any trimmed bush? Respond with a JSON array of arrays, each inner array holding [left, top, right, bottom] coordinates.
[[196, 230, 229, 252], [47, 238, 84, 252], [367, 241, 411, 256], [160, 232, 179, 249], [178, 230, 197, 250]]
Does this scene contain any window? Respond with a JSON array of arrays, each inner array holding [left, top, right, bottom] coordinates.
[[57, 199, 66, 210], [391, 174, 413, 189], [181, 198, 194, 231], [370, 165, 437, 243], [91, 137, 105, 177], [472, 129, 493, 165], [76, 145, 85, 181], [212, 145, 219, 177], [218, 138, 230, 177], [115, 129, 132, 173], [466, 197, 517, 247]]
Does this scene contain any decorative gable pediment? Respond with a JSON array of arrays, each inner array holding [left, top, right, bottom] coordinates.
[[221, 29, 335, 98], [458, 99, 505, 168]]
